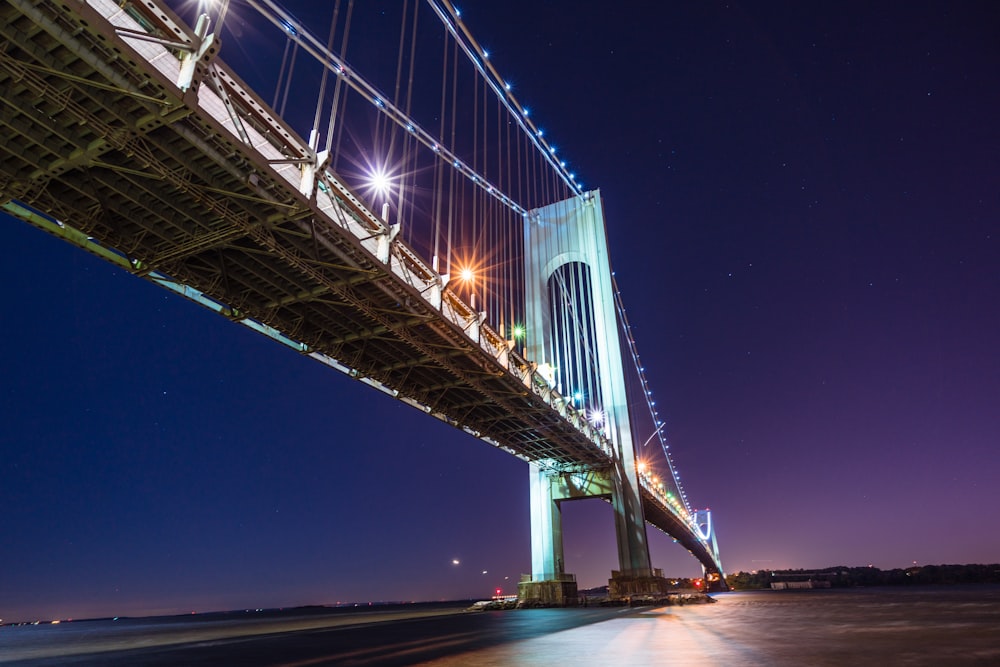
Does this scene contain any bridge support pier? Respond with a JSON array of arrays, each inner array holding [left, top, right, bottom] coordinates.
[[520, 462, 666, 605], [703, 568, 727, 593], [608, 568, 674, 599], [519, 463, 578, 606], [520, 191, 661, 605]]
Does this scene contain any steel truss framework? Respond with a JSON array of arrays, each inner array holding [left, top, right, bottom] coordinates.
[[0, 0, 724, 579]]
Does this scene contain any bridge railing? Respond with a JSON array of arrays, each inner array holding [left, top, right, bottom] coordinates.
[[637, 468, 694, 528]]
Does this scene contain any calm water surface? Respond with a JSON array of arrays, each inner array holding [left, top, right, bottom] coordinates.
[[2, 586, 998, 665]]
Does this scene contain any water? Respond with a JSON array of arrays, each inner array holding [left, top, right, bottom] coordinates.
[[2, 587, 998, 665], [427, 587, 1000, 666]]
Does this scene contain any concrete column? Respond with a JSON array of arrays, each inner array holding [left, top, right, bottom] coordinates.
[[611, 461, 652, 576], [529, 463, 563, 580]]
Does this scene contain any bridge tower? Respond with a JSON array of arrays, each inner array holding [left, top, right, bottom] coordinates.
[[518, 190, 667, 604]]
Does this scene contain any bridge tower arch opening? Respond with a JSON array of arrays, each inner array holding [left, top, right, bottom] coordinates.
[[519, 190, 666, 604]]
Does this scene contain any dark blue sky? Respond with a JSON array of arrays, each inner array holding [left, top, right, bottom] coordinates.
[[2, 1, 997, 622]]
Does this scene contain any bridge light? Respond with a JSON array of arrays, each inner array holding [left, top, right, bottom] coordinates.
[[512, 324, 525, 339], [589, 409, 604, 426], [459, 267, 474, 282], [482, 49, 490, 59], [368, 169, 390, 197]]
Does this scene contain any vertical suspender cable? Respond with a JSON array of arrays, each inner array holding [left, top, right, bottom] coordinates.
[[328, 0, 355, 162], [311, 1, 341, 142], [385, 0, 409, 182], [278, 40, 298, 117], [432, 22, 449, 264], [273, 37, 291, 109], [446, 38, 458, 275], [400, 1, 420, 245]]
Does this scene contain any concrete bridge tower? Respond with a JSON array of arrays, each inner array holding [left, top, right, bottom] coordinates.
[[518, 191, 667, 604]]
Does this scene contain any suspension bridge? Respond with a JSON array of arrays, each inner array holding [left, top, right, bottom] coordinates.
[[1, 0, 726, 597]]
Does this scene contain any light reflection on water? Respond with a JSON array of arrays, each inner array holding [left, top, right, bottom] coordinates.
[[3, 587, 999, 665], [421, 587, 1000, 666]]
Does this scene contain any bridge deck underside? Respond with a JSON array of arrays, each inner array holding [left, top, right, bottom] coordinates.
[[640, 490, 719, 574], [0, 0, 611, 471], [0, 0, 721, 574]]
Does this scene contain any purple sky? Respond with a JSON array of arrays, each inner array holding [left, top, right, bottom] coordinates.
[[2, 1, 997, 622]]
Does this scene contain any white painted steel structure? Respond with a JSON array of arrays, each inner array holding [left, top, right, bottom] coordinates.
[[0, 0, 725, 587]]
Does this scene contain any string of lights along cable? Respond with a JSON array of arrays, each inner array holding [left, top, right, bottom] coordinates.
[[187, 0, 698, 528]]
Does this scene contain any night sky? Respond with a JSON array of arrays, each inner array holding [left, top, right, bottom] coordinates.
[[2, 1, 997, 622]]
